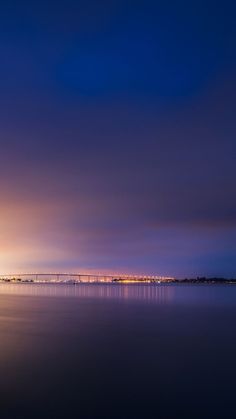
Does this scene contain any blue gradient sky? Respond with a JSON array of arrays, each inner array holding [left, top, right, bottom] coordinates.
[[0, 0, 235, 276]]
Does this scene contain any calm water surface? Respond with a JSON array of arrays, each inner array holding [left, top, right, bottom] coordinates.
[[0, 283, 236, 419]]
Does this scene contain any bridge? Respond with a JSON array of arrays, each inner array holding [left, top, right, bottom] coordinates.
[[0, 273, 174, 283]]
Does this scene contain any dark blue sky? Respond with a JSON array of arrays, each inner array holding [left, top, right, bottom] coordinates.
[[0, 0, 235, 276]]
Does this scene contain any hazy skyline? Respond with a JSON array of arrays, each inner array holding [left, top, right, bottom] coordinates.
[[0, 0, 235, 276]]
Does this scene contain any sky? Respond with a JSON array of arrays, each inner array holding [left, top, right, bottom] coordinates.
[[0, 0, 235, 277]]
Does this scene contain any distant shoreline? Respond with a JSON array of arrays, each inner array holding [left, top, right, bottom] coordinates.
[[0, 277, 236, 285]]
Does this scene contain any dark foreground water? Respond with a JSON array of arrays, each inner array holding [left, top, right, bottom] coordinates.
[[0, 283, 236, 419]]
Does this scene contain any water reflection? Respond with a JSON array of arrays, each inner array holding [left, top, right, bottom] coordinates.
[[1, 283, 236, 419], [1, 282, 236, 307], [0, 283, 175, 303]]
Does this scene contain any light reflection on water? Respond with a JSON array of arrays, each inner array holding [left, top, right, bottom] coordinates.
[[0, 283, 175, 303], [1, 283, 236, 419], [1, 283, 236, 306]]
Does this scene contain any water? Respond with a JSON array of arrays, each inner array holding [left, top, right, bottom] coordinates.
[[0, 283, 236, 419]]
